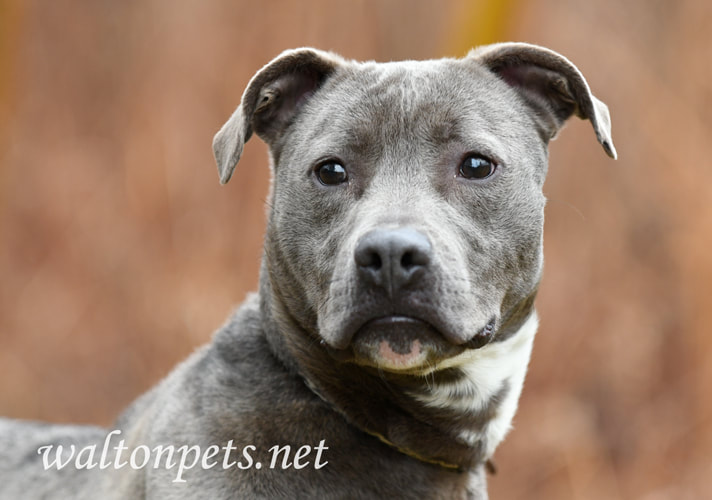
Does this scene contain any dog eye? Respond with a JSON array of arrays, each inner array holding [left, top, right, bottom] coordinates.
[[316, 161, 348, 185], [459, 155, 496, 180]]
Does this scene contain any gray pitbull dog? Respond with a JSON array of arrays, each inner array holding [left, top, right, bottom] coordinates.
[[0, 43, 615, 499]]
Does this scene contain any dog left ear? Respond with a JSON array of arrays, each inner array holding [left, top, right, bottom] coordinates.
[[213, 48, 344, 184], [471, 42, 617, 159]]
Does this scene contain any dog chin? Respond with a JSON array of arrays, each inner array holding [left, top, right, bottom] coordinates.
[[344, 316, 467, 374]]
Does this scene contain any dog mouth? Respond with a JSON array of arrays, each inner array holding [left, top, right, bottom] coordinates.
[[323, 315, 496, 374]]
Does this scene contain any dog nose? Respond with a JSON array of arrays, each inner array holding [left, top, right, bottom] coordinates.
[[354, 228, 432, 294]]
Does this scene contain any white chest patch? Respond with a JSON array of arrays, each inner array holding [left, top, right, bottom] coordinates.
[[413, 313, 538, 459]]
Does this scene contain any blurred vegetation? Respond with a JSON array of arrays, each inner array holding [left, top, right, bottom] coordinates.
[[1, 1, 710, 499], [448, 0, 518, 52]]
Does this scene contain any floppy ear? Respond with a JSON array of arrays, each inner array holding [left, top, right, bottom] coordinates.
[[212, 48, 344, 184], [471, 42, 617, 159]]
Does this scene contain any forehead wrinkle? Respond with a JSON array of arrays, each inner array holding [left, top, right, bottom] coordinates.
[[368, 68, 472, 146], [344, 75, 462, 161]]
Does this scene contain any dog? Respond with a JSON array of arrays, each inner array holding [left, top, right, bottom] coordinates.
[[0, 43, 615, 499]]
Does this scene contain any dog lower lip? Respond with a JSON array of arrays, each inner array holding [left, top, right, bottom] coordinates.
[[321, 316, 496, 368], [347, 314, 464, 371], [321, 316, 440, 364], [358, 315, 436, 353]]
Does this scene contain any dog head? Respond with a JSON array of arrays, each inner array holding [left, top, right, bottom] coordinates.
[[213, 43, 615, 375]]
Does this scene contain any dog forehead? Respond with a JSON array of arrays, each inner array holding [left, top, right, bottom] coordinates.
[[344, 57, 492, 100], [331, 59, 491, 123], [296, 58, 532, 159]]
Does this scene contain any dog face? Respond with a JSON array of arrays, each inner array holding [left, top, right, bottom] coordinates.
[[213, 44, 615, 375], [269, 60, 549, 374]]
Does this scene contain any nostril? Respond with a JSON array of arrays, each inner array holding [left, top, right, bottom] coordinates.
[[400, 247, 430, 270], [366, 252, 382, 270], [401, 250, 420, 270], [355, 244, 383, 271], [401, 251, 414, 269]]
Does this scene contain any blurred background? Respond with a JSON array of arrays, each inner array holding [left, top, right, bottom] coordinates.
[[1, 0, 710, 498]]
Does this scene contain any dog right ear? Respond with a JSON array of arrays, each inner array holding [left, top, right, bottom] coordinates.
[[213, 48, 343, 184]]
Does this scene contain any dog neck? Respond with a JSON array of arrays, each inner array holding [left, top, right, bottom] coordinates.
[[257, 265, 538, 473]]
